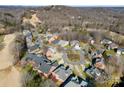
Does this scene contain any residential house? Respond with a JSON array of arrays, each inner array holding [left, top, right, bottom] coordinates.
[[73, 43, 81, 50], [88, 37, 95, 45], [70, 40, 79, 46], [57, 40, 69, 47], [92, 57, 105, 70], [24, 53, 58, 78], [46, 33, 69, 47], [45, 47, 57, 59], [70, 40, 81, 50], [28, 44, 39, 53], [23, 30, 32, 37], [62, 80, 81, 87], [117, 48, 124, 55], [60, 74, 88, 87], [101, 39, 112, 45], [26, 37, 33, 48], [45, 32, 53, 40], [90, 39, 95, 45], [49, 39, 69, 48], [23, 30, 34, 51], [92, 50, 103, 58], [91, 50, 105, 70], [48, 34, 59, 44], [35, 36, 43, 48], [107, 43, 118, 50], [49, 64, 72, 85], [26, 38, 40, 53], [23, 29, 42, 53], [85, 67, 101, 79]]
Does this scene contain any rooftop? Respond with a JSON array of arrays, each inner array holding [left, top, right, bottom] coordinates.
[[60, 74, 88, 87], [25, 53, 58, 74], [53, 64, 72, 81], [118, 48, 124, 51]]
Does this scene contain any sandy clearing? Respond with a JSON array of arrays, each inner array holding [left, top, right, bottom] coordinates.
[[0, 67, 21, 87], [0, 34, 22, 87], [0, 34, 16, 69]]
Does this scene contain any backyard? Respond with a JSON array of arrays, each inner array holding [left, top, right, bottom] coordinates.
[[67, 50, 80, 62]]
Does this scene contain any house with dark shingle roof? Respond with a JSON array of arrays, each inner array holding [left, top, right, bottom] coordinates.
[[91, 50, 105, 70], [24, 53, 58, 78], [60, 74, 88, 87], [49, 64, 72, 85], [85, 66, 101, 79]]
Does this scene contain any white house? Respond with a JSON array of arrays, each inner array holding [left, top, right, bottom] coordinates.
[[23, 30, 32, 37], [108, 43, 118, 50], [117, 48, 124, 55], [58, 40, 69, 47], [101, 39, 112, 45], [90, 39, 95, 45], [70, 40, 79, 47], [73, 43, 81, 50]]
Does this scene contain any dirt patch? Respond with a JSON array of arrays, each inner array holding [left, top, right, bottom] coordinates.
[[0, 33, 22, 87], [0, 66, 22, 87]]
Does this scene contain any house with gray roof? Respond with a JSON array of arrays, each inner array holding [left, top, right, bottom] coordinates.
[[53, 40, 69, 47], [63, 81, 81, 87], [23, 30, 32, 37], [100, 39, 112, 45], [117, 48, 124, 55], [24, 53, 58, 77], [70, 40, 79, 47], [108, 43, 118, 50], [85, 67, 101, 79], [54, 65, 72, 80], [60, 74, 88, 87], [50, 64, 72, 83]]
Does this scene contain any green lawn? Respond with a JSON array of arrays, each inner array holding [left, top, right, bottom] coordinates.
[[103, 50, 116, 58], [64, 44, 72, 49], [22, 64, 33, 73], [73, 65, 88, 80], [80, 42, 88, 48], [67, 50, 80, 62]]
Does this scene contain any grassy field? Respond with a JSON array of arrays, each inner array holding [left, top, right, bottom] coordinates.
[[72, 65, 88, 80], [67, 50, 80, 62], [64, 44, 72, 49], [103, 50, 116, 58]]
